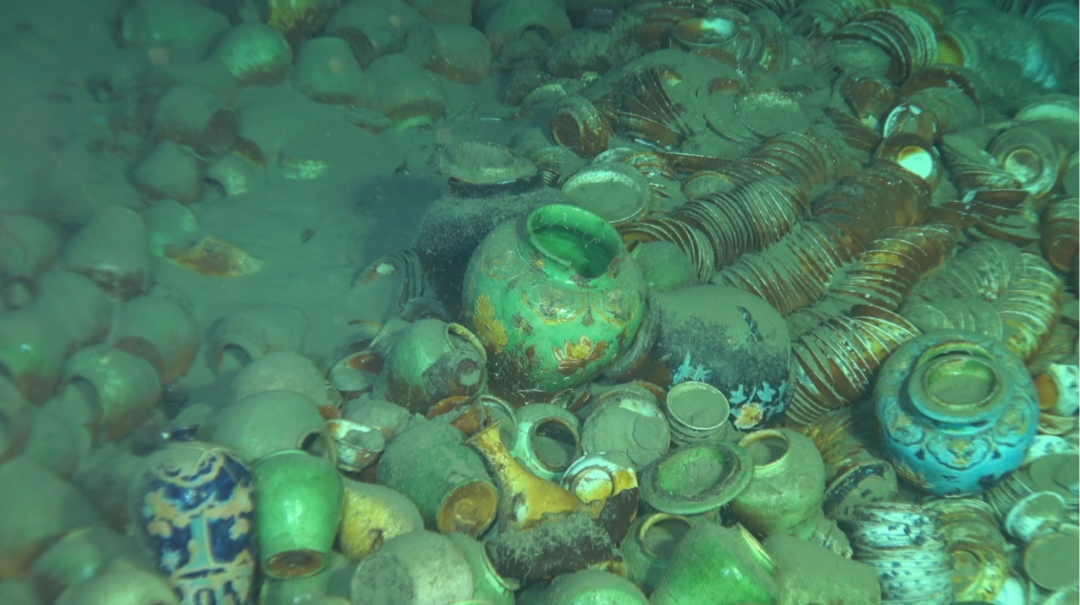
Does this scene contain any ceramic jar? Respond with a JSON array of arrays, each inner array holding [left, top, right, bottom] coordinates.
[[129, 436, 256, 604], [648, 285, 793, 430], [415, 141, 562, 316], [873, 330, 1040, 496], [462, 204, 647, 401], [377, 318, 488, 414], [376, 420, 498, 537], [731, 429, 827, 539], [650, 523, 778, 605], [253, 450, 344, 580]]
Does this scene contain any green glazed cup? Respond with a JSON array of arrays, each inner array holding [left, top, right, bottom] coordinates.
[[253, 450, 344, 580], [651, 523, 777, 605], [462, 204, 647, 401]]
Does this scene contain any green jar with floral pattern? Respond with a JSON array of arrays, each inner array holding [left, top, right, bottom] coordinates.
[[462, 204, 647, 402]]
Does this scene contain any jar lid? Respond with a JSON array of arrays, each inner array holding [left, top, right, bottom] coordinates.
[[639, 441, 752, 515], [435, 141, 538, 185]]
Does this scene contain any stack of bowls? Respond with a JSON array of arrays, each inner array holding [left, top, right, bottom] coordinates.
[[848, 502, 954, 605]]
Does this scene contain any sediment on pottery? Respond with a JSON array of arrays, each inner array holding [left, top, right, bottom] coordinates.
[[341, 397, 413, 441], [258, 0, 340, 46], [150, 83, 239, 157], [581, 384, 670, 470], [0, 307, 73, 405], [19, 405, 91, 479], [731, 429, 826, 539], [364, 53, 448, 132], [53, 346, 162, 444], [0, 376, 32, 466], [209, 22, 294, 87], [141, 199, 201, 257], [129, 439, 255, 603], [53, 567, 181, 605], [511, 403, 582, 481], [377, 420, 498, 537], [211, 390, 331, 463], [33, 270, 115, 353], [205, 154, 255, 198], [253, 450, 344, 580], [110, 296, 200, 384], [0, 214, 62, 308], [483, 0, 573, 59], [762, 534, 881, 605], [71, 446, 145, 533], [560, 162, 651, 226], [324, 0, 425, 68], [663, 381, 731, 447], [546, 569, 649, 605], [349, 530, 475, 605], [30, 526, 143, 603], [58, 206, 153, 300], [377, 319, 488, 415], [406, 23, 494, 84], [234, 102, 302, 167], [649, 285, 793, 430], [0, 457, 101, 579], [206, 304, 310, 374], [405, 0, 472, 24], [338, 479, 423, 562], [119, 0, 229, 53], [130, 140, 208, 203], [291, 37, 370, 106], [231, 350, 340, 410], [639, 441, 752, 516]]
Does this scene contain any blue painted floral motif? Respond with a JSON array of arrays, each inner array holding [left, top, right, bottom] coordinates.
[[132, 440, 256, 605], [673, 352, 712, 384]]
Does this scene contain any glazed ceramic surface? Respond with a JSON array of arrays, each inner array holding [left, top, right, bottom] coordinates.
[[463, 204, 647, 398], [131, 435, 255, 605], [873, 330, 1040, 496]]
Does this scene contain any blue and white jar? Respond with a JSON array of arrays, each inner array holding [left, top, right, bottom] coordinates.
[[651, 285, 792, 430], [129, 427, 256, 604], [873, 330, 1040, 496]]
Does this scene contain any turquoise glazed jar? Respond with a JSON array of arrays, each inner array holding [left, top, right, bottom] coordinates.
[[462, 204, 647, 401], [873, 330, 1040, 496], [129, 428, 255, 604]]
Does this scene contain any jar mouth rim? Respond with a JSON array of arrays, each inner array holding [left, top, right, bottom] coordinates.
[[525, 204, 623, 279], [910, 344, 1006, 423]]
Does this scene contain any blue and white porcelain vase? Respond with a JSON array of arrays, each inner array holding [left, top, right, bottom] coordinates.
[[873, 330, 1039, 496], [129, 427, 256, 604]]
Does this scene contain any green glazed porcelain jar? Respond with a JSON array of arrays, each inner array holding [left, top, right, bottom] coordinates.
[[462, 204, 647, 401]]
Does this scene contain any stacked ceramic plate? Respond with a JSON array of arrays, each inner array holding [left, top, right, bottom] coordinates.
[[849, 503, 955, 605]]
